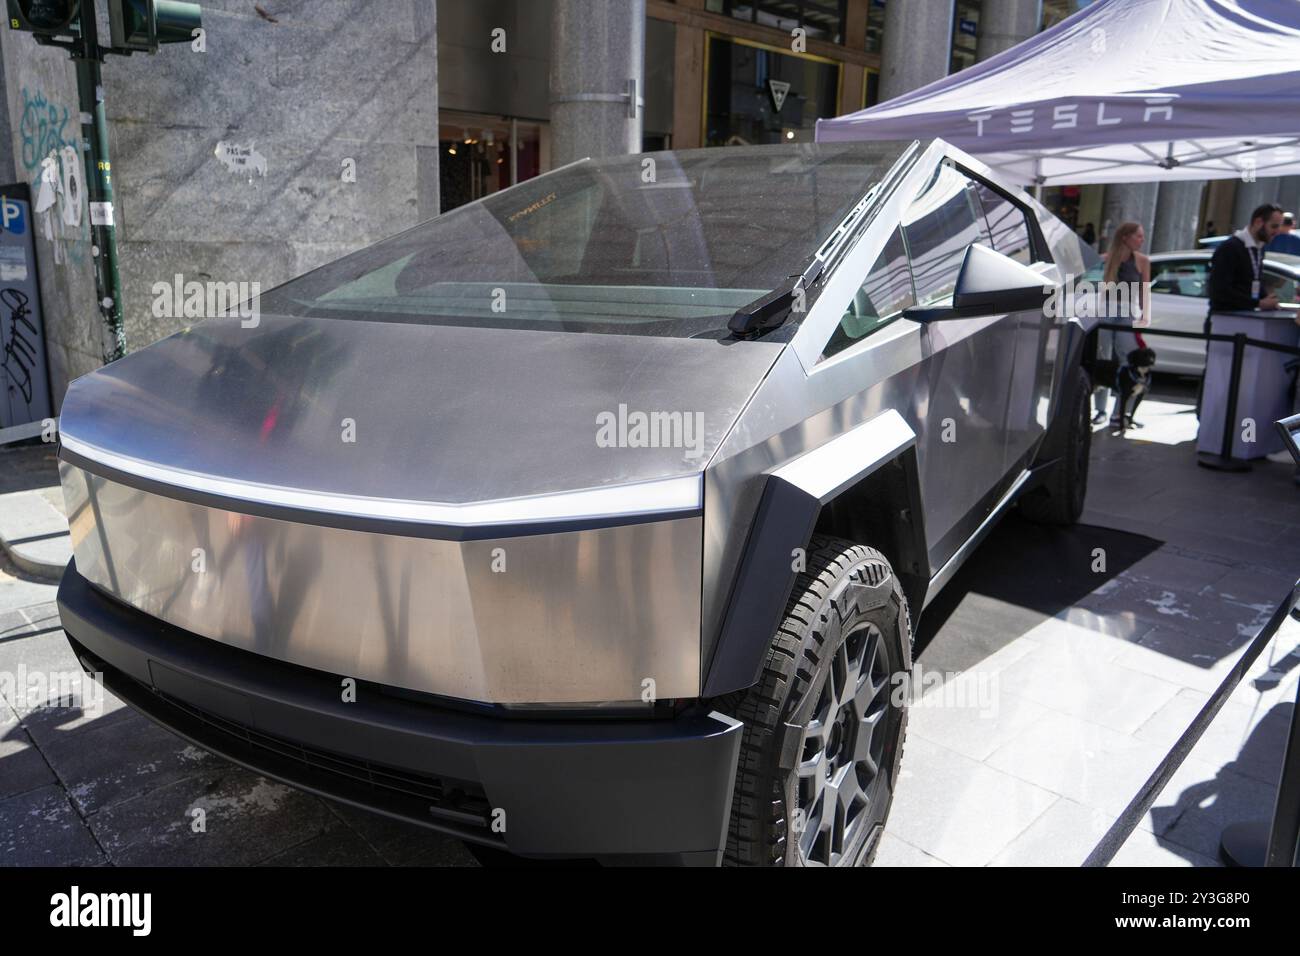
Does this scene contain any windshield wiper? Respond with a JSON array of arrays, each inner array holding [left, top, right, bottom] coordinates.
[[728, 258, 824, 337], [727, 140, 922, 339]]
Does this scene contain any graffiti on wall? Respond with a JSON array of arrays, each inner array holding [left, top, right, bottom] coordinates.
[[18, 86, 89, 265], [19, 87, 70, 172]]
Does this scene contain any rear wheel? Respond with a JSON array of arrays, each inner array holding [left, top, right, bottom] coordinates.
[[720, 535, 912, 867], [1020, 366, 1092, 526]]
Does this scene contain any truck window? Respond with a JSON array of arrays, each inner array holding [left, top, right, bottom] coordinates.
[[902, 164, 989, 306], [822, 227, 915, 361]]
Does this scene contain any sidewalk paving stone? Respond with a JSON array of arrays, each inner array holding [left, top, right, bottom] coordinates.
[[1135, 689, 1292, 786], [0, 784, 104, 866], [0, 489, 70, 580], [258, 826, 390, 867], [323, 803, 480, 866], [89, 767, 339, 866], [985, 708, 1172, 821], [910, 682, 1051, 763], [884, 736, 1058, 867], [41, 712, 219, 816], [872, 833, 949, 867], [993, 635, 1183, 735], [0, 699, 56, 800]]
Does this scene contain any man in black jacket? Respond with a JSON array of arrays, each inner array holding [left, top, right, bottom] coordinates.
[[1208, 202, 1284, 313], [1196, 203, 1284, 421]]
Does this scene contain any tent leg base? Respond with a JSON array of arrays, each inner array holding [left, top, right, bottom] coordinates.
[[1219, 819, 1269, 867], [1197, 452, 1252, 473]]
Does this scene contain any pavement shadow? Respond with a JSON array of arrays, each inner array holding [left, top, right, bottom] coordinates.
[[1146, 699, 1294, 865], [0, 444, 60, 496], [1254, 644, 1300, 693], [916, 511, 1163, 663], [0, 640, 481, 866]]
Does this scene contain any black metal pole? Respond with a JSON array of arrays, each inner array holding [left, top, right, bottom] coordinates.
[[71, 4, 125, 363], [1267, 672, 1300, 866]]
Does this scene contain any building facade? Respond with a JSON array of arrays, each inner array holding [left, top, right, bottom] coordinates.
[[437, 0, 1086, 212]]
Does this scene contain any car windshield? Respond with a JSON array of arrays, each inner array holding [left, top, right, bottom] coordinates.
[[258, 142, 909, 337]]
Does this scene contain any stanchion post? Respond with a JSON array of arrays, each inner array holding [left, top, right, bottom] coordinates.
[[1220, 331, 1247, 460], [1199, 325, 1253, 472], [1266, 672, 1300, 866]]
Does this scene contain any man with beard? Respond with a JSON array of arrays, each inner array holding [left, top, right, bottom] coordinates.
[[1208, 203, 1284, 314], [1205, 203, 1294, 472]]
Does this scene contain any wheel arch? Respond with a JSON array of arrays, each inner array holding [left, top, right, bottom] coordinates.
[[702, 410, 930, 698], [1033, 314, 1094, 473]]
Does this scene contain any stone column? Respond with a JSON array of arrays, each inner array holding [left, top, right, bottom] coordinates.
[[976, 0, 1041, 61], [1277, 176, 1300, 218], [1232, 176, 1279, 230], [550, 0, 646, 165], [841, 0, 870, 112], [416, 0, 439, 220], [879, 0, 954, 101], [671, 0, 706, 149], [0, 40, 15, 184], [1150, 180, 1203, 253], [1100, 182, 1158, 252]]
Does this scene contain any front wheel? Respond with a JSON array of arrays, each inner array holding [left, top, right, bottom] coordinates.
[[721, 535, 912, 867]]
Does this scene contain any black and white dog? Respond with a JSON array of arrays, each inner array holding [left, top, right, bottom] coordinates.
[[1110, 347, 1157, 436]]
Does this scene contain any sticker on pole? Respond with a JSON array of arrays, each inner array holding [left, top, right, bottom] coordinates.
[[60, 146, 83, 228], [90, 202, 114, 226], [34, 156, 58, 214]]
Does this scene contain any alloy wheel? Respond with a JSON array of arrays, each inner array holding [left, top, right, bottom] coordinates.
[[795, 619, 900, 866]]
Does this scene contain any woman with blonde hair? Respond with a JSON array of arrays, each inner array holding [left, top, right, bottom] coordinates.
[[1103, 221, 1153, 326], [1094, 221, 1152, 429]]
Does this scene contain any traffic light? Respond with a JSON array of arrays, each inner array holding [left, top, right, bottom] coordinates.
[[6, 0, 80, 37], [109, 0, 200, 52]]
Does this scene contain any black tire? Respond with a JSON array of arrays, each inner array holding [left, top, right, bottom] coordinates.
[[1019, 366, 1092, 526], [720, 535, 912, 867]]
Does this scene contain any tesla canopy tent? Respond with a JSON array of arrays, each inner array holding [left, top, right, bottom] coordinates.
[[816, 0, 1300, 187]]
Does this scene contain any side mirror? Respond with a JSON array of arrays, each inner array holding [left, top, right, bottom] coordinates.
[[1276, 412, 1300, 466], [906, 243, 1050, 320], [953, 243, 1050, 312]]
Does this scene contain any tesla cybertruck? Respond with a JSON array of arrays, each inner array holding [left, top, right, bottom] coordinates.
[[55, 138, 1095, 866]]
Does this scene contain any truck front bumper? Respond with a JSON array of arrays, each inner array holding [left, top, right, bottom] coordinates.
[[57, 561, 742, 865]]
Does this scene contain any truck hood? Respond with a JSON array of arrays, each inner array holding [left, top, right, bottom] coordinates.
[[58, 315, 784, 527]]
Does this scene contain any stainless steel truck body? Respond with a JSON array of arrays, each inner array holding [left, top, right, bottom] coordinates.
[[56, 138, 1095, 866]]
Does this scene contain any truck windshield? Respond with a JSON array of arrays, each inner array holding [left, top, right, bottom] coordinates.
[[258, 142, 907, 337]]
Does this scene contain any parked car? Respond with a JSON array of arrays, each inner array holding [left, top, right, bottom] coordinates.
[[55, 138, 1095, 867], [1086, 250, 1300, 376]]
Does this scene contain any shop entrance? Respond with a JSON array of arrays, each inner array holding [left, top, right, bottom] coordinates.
[[439, 112, 549, 213], [703, 34, 839, 147]]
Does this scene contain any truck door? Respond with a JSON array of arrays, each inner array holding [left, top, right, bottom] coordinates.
[[902, 163, 1020, 571]]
